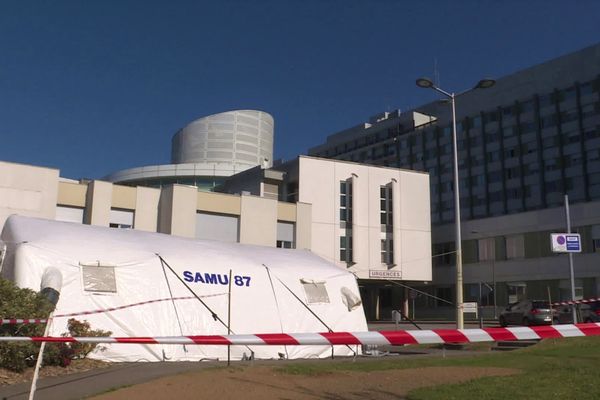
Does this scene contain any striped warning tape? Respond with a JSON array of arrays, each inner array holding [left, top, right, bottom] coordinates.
[[1, 319, 47, 325], [1, 323, 599, 345], [1, 293, 226, 325], [552, 297, 600, 306]]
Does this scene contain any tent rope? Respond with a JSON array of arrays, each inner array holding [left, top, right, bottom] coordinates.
[[263, 265, 289, 359], [156, 254, 255, 354], [160, 261, 188, 353], [262, 264, 356, 357]]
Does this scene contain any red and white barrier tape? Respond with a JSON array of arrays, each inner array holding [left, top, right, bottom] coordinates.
[[1, 324, 599, 346], [552, 297, 600, 306], [1, 319, 48, 325], [1, 294, 226, 325]]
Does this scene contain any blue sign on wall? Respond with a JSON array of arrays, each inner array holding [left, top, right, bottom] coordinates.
[[550, 233, 581, 253]]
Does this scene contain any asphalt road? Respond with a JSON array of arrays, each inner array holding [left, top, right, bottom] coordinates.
[[370, 320, 500, 331]]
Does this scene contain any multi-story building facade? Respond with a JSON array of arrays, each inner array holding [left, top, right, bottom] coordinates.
[[104, 110, 274, 191], [0, 161, 308, 249], [0, 157, 432, 320], [219, 156, 432, 320], [309, 43, 600, 318]]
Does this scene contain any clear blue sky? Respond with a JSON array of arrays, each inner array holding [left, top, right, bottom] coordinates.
[[1, 0, 599, 179]]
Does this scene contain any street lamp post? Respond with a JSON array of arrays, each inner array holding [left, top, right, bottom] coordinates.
[[416, 77, 495, 329]]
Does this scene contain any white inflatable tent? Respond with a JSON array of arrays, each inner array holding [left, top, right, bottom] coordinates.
[[0, 215, 367, 361]]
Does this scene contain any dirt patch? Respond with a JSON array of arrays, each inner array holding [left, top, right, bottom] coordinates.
[[0, 359, 111, 386], [89, 365, 518, 400]]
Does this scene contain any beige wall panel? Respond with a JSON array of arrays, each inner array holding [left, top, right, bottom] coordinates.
[[399, 172, 431, 231], [134, 186, 160, 232], [197, 191, 241, 215], [83, 181, 112, 227], [57, 182, 87, 207], [277, 202, 296, 222], [400, 230, 432, 281], [169, 185, 197, 238], [158, 186, 174, 234], [310, 222, 336, 264], [239, 195, 277, 246], [0, 162, 59, 227], [298, 158, 336, 223], [297, 156, 431, 282], [294, 202, 312, 250], [351, 225, 370, 271], [112, 185, 137, 210]]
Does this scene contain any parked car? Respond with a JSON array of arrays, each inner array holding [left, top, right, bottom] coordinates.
[[499, 300, 553, 327], [553, 301, 600, 324]]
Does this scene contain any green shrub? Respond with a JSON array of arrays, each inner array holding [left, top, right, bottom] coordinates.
[[0, 278, 53, 372], [60, 318, 112, 362], [0, 278, 112, 371]]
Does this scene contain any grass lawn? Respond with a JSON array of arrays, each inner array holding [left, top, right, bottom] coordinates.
[[278, 336, 600, 399]]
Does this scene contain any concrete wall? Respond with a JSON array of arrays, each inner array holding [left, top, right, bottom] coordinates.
[[158, 185, 197, 237], [434, 199, 600, 286], [239, 194, 277, 246], [295, 202, 312, 250], [52, 170, 301, 245], [0, 161, 59, 227], [57, 181, 87, 207], [197, 191, 241, 215], [297, 156, 432, 281], [1, 161, 314, 262], [84, 181, 112, 226], [134, 186, 161, 232]]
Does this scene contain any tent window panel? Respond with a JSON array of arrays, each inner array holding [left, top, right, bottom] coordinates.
[[82, 266, 117, 293], [302, 282, 330, 304]]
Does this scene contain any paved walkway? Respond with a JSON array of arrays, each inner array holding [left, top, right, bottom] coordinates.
[[0, 362, 208, 400], [0, 321, 495, 400]]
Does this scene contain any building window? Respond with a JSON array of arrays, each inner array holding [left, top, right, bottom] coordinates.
[[507, 282, 526, 304], [559, 279, 583, 301], [380, 185, 393, 228], [592, 225, 600, 252], [340, 180, 353, 223], [433, 242, 456, 267], [436, 287, 452, 307], [505, 235, 525, 259], [477, 238, 495, 261], [196, 212, 239, 243], [55, 205, 84, 224], [381, 238, 394, 265], [340, 235, 353, 263], [340, 179, 354, 264], [109, 208, 134, 229], [380, 184, 394, 265], [276, 221, 295, 249]]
